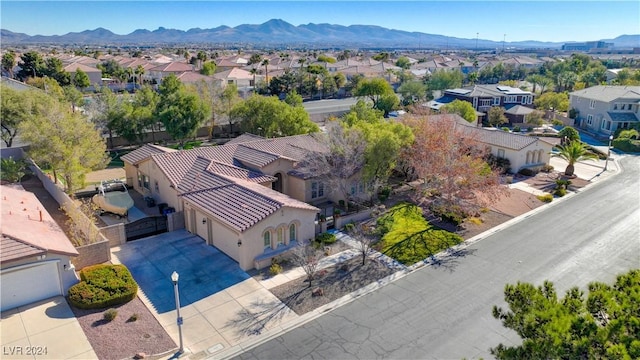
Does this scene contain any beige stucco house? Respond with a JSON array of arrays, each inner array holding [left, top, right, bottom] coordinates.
[[435, 114, 553, 173], [1, 186, 79, 311], [121, 134, 329, 270]]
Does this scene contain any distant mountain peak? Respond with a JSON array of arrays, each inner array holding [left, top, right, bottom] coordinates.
[[1, 20, 637, 48]]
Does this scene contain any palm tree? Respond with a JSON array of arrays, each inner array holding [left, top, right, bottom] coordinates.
[[262, 58, 270, 85], [552, 141, 598, 176], [135, 65, 145, 86], [249, 68, 258, 88]]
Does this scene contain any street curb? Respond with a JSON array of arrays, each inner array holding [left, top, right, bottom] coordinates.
[[208, 158, 623, 360]]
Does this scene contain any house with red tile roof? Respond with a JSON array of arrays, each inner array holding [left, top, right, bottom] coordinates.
[[120, 135, 331, 270], [148, 61, 194, 83], [1, 186, 79, 311]]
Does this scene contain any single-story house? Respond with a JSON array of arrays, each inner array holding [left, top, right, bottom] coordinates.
[[1, 186, 79, 311], [433, 114, 553, 173], [63, 62, 102, 88], [121, 134, 331, 270]]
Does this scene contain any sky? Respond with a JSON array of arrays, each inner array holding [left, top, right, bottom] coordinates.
[[1, 1, 638, 43]]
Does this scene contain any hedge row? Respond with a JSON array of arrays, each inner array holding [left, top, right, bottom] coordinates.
[[67, 264, 138, 309]]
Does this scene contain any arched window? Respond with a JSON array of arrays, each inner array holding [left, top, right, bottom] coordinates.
[[537, 150, 543, 163], [289, 224, 297, 243], [277, 227, 284, 247], [263, 231, 271, 250], [526, 151, 531, 164]]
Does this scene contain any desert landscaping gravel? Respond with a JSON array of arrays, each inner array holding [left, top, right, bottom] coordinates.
[[71, 296, 176, 360]]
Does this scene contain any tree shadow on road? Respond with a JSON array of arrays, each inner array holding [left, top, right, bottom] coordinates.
[[427, 247, 478, 273]]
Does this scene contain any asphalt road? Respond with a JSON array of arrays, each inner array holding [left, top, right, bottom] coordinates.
[[235, 156, 640, 360], [302, 98, 360, 115]]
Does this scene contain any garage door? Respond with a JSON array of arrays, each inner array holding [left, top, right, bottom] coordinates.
[[1, 261, 61, 311]]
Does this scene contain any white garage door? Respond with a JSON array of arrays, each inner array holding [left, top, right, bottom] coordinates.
[[1, 261, 61, 311]]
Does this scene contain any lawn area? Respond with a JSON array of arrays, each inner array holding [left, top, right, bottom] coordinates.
[[375, 203, 463, 265]]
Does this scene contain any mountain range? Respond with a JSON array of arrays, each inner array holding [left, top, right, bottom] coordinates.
[[2, 19, 638, 49]]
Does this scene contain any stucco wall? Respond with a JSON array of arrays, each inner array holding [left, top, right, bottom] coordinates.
[[133, 158, 181, 211], [288, 176, 309, 202], [73, 240, 110, 269], [185, 200, 317, 270]]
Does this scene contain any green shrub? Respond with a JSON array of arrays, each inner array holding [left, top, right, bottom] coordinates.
[[430, 204, 466, 226], [618, 129, 639, 140], [269, 262, 282, 276], [378, 186, 391, 201], [0, 157, 27, 183], [513, 126, 521, 132], [537, 194, 553, 203], [541, 164, 554, 173], [343, 223, 355, 232], [613, 138, 640, 153], [103, 309, 118, 322], [68, 264, 138, 309], [518, 168, 538, 176], [127, 313, 138, 322], [553, 188, 567, 197], [315, 232, 337, 245], [551, 119, 564, 126], [501, 127, 510, 132]]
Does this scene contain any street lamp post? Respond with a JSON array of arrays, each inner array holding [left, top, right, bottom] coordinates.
[[604, 135, 614, 171], [171, 271, 184, 354]]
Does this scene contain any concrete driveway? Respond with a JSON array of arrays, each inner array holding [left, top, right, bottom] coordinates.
[[111, 230, 297, 356], [111, 230, 250, 313], [0, 297, 96, 359]]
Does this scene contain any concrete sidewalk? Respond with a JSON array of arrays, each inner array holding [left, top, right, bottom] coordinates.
[[0, 297, 97, 360], [510, 155, 621, 197]]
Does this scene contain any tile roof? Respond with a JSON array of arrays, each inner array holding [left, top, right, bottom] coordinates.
[[177, 158, 316, 232], [63, 62, 101, 73], [150, 62, 194, 72], [213, 68, 253, 80], [1, 235, 46, 263], [570, 86, 640, 102], [178, 157, 232, 193], [461, 126, 540, 150], [181, 185, 280, 232], [1, 186, 78, 260], [233, 145, 280, 168], [225, 133, 265, 145], [120, 144, 176, 165], [208, 161, 276, 183]]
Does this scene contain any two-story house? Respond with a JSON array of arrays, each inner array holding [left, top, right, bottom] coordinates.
[[121, 134, 341, 271], [569, 85, 640, 138], [428, 85, 535, 125]]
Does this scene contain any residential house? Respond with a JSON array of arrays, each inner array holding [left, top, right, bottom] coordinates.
[[176, 71, 222, 87], [63, 62, 102, 88], [428, 84, 535, 124], [213, 68, 258, 96], [433, 114, 553, 173], [148, 62, 194, 83], [121, 134, 332, 271], [1, 186, 79, 311], [569, 85, 640, 138]]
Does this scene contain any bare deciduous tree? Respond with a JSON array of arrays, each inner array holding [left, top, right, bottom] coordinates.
[[290, 240, 325, 288], [346, 222, 376, 265], [296, 121, 366, 212]]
